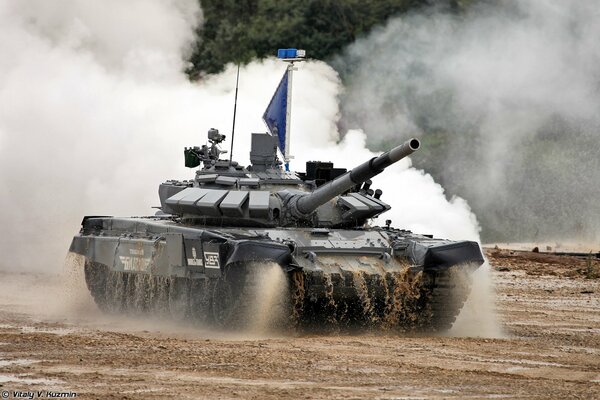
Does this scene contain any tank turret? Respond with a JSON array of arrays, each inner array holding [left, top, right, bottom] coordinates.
[[158, 131, 420, 229]]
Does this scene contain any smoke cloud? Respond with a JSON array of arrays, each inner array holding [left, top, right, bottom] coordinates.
[[0, 0, 479, 273], [335, 0, 600, 243]]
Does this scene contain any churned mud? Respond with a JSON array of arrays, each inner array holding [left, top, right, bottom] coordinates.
[[0, 250, 599, 399]]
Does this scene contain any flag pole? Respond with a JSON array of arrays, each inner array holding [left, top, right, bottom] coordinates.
[[229, 63, 240, 166], [284, 62, 294, 171]]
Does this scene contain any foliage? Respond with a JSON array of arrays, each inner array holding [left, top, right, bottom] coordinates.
[[586, 255, 599, 279], [187, 0, 437, 79]]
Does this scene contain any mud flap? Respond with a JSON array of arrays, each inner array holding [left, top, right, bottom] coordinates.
[[69, 236, 89, 256], [406, 240, 484, 270], [165, 233, 185, 277], [224, 240, 296, 271], [69, 236, 120, 268]]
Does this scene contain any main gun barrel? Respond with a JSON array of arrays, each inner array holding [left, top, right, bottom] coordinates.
[[295, 138, 420, 215]]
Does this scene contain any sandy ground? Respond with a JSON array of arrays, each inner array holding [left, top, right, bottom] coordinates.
[[0, 250, 599, 399]]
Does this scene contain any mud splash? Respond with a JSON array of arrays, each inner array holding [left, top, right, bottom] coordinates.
[[62, 253, 487, 335], [352, 271, 378, 324], [247, 262, 289, 334], [309, 267, 432, 332], [449, 261, 504, 338], [74, 257, 293, 337]]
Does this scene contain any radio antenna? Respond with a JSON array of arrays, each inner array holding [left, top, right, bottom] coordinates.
[[229, 64, 240, 166]]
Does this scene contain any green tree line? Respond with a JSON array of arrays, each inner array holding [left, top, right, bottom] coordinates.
[[187, 0, 469, 78]]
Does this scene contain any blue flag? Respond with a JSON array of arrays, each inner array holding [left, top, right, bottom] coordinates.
[[263, 71, 288, 156]]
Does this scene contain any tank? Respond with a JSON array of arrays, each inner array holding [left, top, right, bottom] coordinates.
[[69, 126, 484, 332]]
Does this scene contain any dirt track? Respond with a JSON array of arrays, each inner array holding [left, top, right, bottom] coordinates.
[[0, 250, 599, 399]]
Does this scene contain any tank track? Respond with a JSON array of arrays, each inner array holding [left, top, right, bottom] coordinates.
[[83, 261, 472, 333], [293, 266, 472, 332], [425, 267, 473, 331]]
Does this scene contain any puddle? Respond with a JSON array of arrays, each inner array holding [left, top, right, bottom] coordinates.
[[21, 326, 76, 335], [559, 346, 600, 355], [121, 388, 164, 394], [432, 389, 456, 394], [470, 356, 567, 368], [0, 359, 38, 367], [562, 327, 600, 334], [505, 366, 529, 372], [0, 374, 63, 385]]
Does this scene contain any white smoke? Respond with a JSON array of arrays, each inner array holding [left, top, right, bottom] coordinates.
[[335, 0, 600, 243], [0, 0, 479, 273], [0, 0, 204, 271]]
